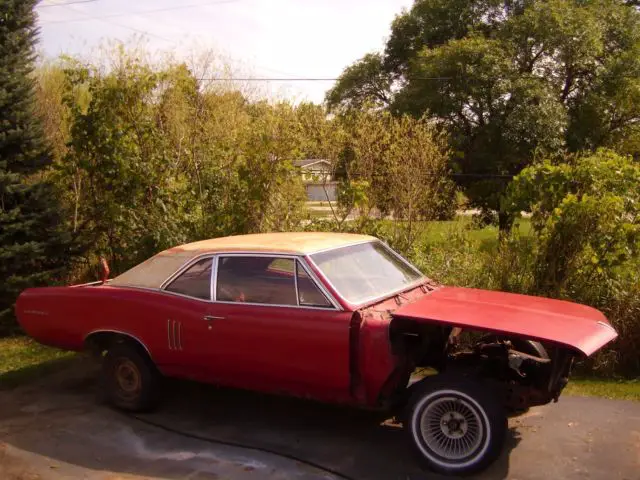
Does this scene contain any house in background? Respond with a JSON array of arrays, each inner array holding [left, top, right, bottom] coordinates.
[[293, 159, 338, 202]]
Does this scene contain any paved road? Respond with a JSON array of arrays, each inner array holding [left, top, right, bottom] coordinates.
[[0, 360, 638, 479]]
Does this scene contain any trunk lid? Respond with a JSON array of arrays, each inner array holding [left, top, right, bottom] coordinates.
[[392, 286, 617, 356]]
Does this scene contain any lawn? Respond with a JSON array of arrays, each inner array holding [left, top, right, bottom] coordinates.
[[0, 336, 75, 388], [565, 377, 640, 402], [376, 216, 532, 246]]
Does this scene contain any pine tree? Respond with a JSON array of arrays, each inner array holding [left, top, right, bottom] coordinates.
[[0, 0, 74, 333]]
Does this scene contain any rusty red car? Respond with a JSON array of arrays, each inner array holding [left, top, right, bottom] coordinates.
[[16, 232, 618, 475]]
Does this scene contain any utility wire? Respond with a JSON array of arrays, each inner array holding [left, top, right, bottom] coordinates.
[[198, 77, 453, 81], [40, 0, 240, 25], [61, 4, 175, 43], [38, 0, 98, 8]]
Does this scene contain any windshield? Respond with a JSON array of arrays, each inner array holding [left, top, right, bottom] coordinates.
[[310, 241, 423, 305]]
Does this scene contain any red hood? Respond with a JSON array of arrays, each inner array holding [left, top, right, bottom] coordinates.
[[392, 286, 617, 356]]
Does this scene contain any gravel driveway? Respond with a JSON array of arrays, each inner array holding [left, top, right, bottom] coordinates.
[[0, 359, 638, 479]]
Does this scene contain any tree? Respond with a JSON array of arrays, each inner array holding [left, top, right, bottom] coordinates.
[[505, 149, 640, 297], [334, 111, 456, 249], [328, 0, 640, 228], [325, 53, 393, 112], [0, 0, 75, 332]]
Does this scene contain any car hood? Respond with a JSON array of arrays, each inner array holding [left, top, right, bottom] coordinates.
[[392, 286, 617, 356]]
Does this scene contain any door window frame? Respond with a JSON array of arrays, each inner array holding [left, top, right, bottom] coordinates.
[[160, 252, 341, 311]]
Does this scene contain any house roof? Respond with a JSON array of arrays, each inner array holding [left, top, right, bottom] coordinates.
[[293, 159, 331, 168], [109, 232, 375, 289]]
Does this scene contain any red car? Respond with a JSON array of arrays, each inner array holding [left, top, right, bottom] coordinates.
[[16, 232, 617, 475]]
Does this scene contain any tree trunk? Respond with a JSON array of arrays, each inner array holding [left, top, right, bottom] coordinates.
[[498, 210, 512, 234]]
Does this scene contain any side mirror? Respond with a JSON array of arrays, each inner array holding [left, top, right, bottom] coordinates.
[[99, 257, 110, 284]]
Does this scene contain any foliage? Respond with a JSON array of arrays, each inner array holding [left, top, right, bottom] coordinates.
[[506, 149, 640, 297], [43, 51, 313, 274], [500, 149, 640, 373], [325, 53, 393, 112], [0, 0, 77, 334], [328, 0, 640, 224], [329, 111, 457, 248]]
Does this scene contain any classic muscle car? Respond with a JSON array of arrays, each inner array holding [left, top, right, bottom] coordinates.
[[16, 232, 618, 475]]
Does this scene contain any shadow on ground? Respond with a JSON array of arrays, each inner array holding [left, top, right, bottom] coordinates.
[[1, 360, 520, 479]]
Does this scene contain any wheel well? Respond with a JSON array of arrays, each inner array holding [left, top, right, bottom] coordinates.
[[84, 331, 152, 360], [388, 317, 452, 369]]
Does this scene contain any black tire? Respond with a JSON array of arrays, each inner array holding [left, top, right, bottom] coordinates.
[[102, 342, 160, 412], [405, 375, 507, 476]]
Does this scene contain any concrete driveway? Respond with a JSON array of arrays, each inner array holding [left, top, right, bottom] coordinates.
[[0, 359, 638, 480]]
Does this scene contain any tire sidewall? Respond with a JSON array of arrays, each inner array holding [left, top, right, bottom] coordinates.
[[103, 343, 159, 412], [406, 377, 506, 475]]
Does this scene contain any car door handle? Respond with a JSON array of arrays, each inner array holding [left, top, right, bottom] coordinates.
[[203, 315, 226, 321]]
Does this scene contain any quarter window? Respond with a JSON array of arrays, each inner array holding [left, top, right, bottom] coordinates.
[[216, 256, 297, 305], [165, 257, 213, 300], [296, 262, 332, 308]]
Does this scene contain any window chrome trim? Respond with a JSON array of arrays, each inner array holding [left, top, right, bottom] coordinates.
[[307, 239, 374, 256], [294, 260, 300, 306], [213, 252, 341, 311], [306, 240, 425, 308], [212, 255, 219, 302], [159, 253, 215, 301], [296, 258, 337, 309], [212, 300, 340, 311], [120, 251, 342, 310], [380, 240, 424, 277]]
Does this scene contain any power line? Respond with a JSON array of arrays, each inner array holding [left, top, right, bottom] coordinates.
[[40, 0, 240, 25], [198, 77, 453, 81], [38, 0, 98, 8], [56, 3, 175, 43]]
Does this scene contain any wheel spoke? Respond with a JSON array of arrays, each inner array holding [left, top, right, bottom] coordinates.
[[419, 393, 485, 461]]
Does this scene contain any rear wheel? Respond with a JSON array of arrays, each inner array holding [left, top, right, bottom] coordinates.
[[102, 343, 160, 412], [406, 375, 507, 476]]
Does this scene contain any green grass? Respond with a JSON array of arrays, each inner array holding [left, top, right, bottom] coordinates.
[[377, 216, 532, 247], [565, 377, 640, 402], [421, 216, 532, 244], [0, 337, 75, 389]]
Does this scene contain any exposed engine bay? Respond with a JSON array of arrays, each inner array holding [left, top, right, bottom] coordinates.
[[389, 320, 575, 412]]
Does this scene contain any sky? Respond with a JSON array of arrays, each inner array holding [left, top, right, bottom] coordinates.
[[36, 0, 413, 103]]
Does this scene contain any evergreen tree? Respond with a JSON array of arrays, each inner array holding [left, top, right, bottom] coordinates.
[[0, 0, 74, 333]]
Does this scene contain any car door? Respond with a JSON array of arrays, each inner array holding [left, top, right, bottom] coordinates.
[[156, 255, 218, 382], [203, 254, 353, 403]]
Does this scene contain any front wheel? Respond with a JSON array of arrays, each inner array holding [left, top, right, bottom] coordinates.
[[405, 375, 507, 476]]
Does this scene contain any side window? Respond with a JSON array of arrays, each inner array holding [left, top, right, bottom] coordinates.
[[165, 257, 213, 300], [296, 261, 332, 308], [217, 256, 297, 305]]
